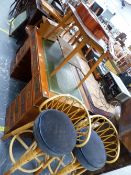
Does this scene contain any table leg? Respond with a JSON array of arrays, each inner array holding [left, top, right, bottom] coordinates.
[[62, 22, 75, 37], [50, 40, 86, 77], [69, 31, 80, 44], [77, 52, 107, 88], [85, 46, 92, 57], [72, 33, 82, 46]]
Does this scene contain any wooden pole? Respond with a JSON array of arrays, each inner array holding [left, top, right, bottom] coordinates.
[[77, 52, 108, 88], [50, 39, 86, 77]]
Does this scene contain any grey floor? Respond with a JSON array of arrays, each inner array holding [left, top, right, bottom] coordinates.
[[0, 0, 36, 174], [0, 0, 26, 133], [0, 1, 72, 174]]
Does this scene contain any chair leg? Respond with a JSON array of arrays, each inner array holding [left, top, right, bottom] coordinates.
[[50, 39, 86, 77]]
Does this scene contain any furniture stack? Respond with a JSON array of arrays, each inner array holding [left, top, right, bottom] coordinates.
[[3, 95, 120, 175]]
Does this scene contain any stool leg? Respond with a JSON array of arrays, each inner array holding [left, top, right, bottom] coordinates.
[[4, 146, 41, 175], [56, 162, 80, 175], [34, 157, 56, 175]]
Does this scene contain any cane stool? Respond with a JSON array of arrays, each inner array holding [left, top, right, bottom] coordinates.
[[54, 115, 120, 175], [39, 94, 91, 147], [4, 109, 77, 175], [3, 94, 91, 175], [90, 115, 120, 164], [31, 94, 92, 175], [56, 130, 107, 175]]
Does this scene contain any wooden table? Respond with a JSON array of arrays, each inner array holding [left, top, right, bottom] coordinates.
[[45, 4, 111, 88], [6, 26, 91, 133]]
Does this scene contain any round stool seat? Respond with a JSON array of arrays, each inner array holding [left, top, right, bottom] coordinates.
[[34, 109, 76, 156], [74, 130, 106, 171]]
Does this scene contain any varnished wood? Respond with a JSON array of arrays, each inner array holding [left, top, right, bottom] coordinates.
[[40, 0, 62, 23], [35, 29, 49, 97]]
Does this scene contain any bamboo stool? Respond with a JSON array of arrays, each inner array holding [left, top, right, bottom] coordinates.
[[3, 111, 76, 174], [3, 94, 91, 175], [90, 115, 120, 164], [39, 94, 91, 147], [5, 129, 76, 175], [53, 115, 120, 175], [56, 130, 107, 175]]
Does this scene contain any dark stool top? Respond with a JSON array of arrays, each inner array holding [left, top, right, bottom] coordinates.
[[74, 130, 106, 171], [34, 109, 76, 156]]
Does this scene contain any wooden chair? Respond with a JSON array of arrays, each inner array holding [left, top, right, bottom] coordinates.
[[42, 4, 109, 90], [3, 94, 91, 175]]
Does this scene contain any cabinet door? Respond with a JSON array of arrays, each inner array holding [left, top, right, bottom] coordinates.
[[12, 101, 16, 127], [30, 32, 39, 75], [32, 73, 43, 105], [5, 106, 11, 133], [20, 88, 26, 118], [26, 81, 33, 111], [14, 95, 20, 124], [16, 38, 30, 64]]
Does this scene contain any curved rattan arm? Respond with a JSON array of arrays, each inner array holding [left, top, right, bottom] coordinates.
[[39, 94, 91, 148], [90, 115, 120, 164]]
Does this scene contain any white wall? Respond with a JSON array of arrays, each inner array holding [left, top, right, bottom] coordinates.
[[95, 0, 131, 46]]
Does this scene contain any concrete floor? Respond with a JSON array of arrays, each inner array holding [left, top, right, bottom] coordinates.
[[0, 0, 26, 134], [0, 0, 36, 174]]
